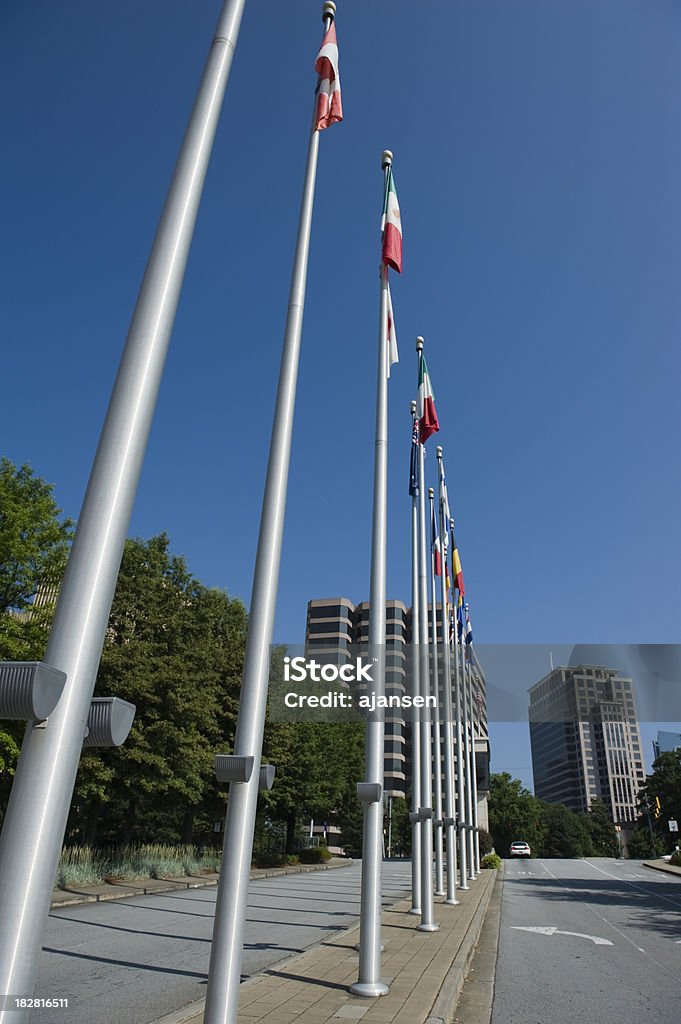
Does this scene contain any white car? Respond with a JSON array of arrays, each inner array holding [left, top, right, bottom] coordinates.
[[509, 841, 531, 858]]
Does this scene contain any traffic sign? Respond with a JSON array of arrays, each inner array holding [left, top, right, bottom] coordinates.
[[669, 820, 678, 832]]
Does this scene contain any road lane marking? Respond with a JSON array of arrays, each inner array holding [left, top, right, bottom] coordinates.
[[511, 926, 612, 945], [583, 859, 681, 911], [538, 861, 681, 985]]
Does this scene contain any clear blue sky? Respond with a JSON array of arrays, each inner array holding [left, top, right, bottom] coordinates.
[[3, 1, 681, 789]]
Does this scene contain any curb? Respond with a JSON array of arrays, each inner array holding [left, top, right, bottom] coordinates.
[[51, 858, 353, 910], [642, 859, 681, 878], [426, 867, 500, 1024]]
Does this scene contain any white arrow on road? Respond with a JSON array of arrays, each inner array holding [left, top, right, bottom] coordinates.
[[511, 926, 613, 946]]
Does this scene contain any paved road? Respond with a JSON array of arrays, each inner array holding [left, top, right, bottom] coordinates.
[[492, 858, 681, 1024], [34, 861, 412, 1024]]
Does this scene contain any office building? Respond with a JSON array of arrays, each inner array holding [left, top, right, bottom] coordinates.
[[529, 665, 645, 823], [305, 598, 490, 825], [652, 730, 681, 759]]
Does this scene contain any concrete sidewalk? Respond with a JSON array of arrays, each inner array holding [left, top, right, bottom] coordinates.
[[156, 867, 498, 1024], [50, 857, 352, 909]]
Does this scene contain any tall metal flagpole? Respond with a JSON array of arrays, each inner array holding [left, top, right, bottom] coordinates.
[[428, 488, 445, 896], [415, 337, 438, 932], [349, 150, 393, 998], [204, 6, 338, 1021], [451, 523, 469, 890], [0, 2, 248, 1016], [408, 402, 422, 915], [436, 447, 458, 904], [467, 629, 481, 873], [461, 622, 476, 880]]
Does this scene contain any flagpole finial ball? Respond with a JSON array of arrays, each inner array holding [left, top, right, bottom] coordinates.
[[381, 149, 393, 168], [322, 2, 336, 20], [436, 446, 443, 458], [416, 336, 424, 352], [428, 487, 434, 498], [410, 400, 417, 415]]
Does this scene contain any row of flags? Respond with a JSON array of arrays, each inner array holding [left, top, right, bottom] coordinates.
[[314, 16, 478, 656]]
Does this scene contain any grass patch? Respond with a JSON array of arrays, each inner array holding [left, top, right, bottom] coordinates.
[[57, 844, 223, 888]]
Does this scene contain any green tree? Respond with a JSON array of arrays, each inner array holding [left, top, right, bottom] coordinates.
[[386, 797, 411, 858], [0, 457, 72, 646], [586, 798, 619, 857], [626, 825, 663, 859], [646, 750, 681, 843], [539, 802, 593, 858], [69, 535, 246, 845], [262, 720, 364, 853], [0, 457, 72, 818], [488, 773, 547, 856], [627, 750, 681, 857]]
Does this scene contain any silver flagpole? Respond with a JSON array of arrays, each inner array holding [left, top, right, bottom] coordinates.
[[467, 634, 481, 873], [204, 6, 338, 1021], [415, 337, 438, 932], [0, 2, 248, 1015], [435, 448, 458, 904], [428, 488, 444, 896], [408, 402, 422, 915], [450, 522, 469, 891], [461, 624, 476, 880], [349, 149, 393, 998]]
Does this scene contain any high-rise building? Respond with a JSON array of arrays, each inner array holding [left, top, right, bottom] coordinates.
[[305, 598, 490, 822], [529, 664, 645, 823], [652, 730, 681, 759], [305, 598, 410, 798]]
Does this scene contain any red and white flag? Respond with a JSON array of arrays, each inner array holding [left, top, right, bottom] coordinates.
[[381, 168, 402, 273], [314, 22, 343, 130]]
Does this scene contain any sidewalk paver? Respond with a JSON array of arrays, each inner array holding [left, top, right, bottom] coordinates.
[[156, 868, 497, 1024]]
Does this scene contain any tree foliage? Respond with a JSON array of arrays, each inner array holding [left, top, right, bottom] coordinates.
[[68, 535, 247, 845], [586, 798, 619, 857], [489, 774, 624, 858], [0, 457, 72, 631], [488, 773, 547, 855], [262, 716, 365, 853], [628, 750, 681, 857], [0, 458, 72, 815]]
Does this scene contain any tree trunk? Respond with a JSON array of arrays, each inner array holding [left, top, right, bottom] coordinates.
[[84, 799, 101, 847], [120, 800, 136, 845], [286, 811, 297, 854], [181, 806, 194, 845]]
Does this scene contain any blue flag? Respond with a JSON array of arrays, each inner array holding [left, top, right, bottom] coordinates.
[[408, 420, 419, 496]]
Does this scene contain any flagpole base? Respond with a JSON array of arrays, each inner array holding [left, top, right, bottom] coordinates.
[[408, 907, 422, 915], [459, 884, 470, 891], [435, 889, 446, 896], [349, 981, 389, 998], [445, 898, 460, 905], [417, 922, 440, 933]]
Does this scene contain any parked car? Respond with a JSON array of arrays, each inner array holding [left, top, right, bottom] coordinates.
[[509, 841, 531, 858]]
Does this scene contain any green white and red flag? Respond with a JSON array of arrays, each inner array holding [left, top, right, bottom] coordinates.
[[417, 351, 439, 443], [314, 22, 343, 130], [381, 167, 402, 273]]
